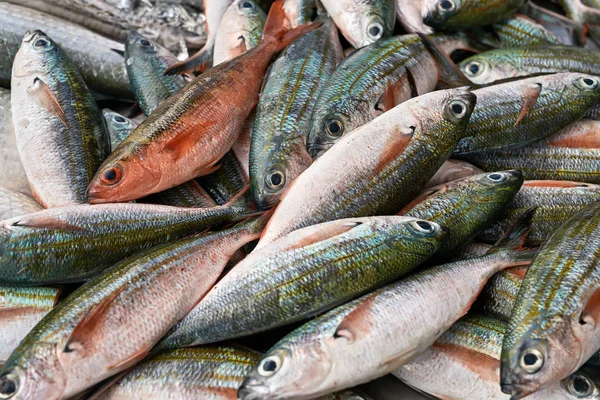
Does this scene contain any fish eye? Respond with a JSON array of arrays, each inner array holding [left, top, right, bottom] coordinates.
[[266, 170, 285, 190], [568, 374, 594, 397], [519, 348, 544, 374], [367, 22, 384, 40], [448, 100, 467, 118], [112, 115, 127, 124], [0, 374, 19, 399], [240, 1, 254, 9], [33, 38, 50, 49], [257, 355, 282, 377], [464, 61, 483, 77], [438, 0, 456, 11], [577, 77, 599, 90], [139, 39, 152, 47], [411, 220, 435, 233], [325, 119, 344, 139], [100, 166, 123, 185], [487, 172, 505, 182]]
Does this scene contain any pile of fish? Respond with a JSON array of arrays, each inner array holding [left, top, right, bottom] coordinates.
[[5, 0, 600, 399]]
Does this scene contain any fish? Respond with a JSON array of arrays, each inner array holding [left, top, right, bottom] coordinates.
[[213, 0, 266, 66], [283, 0, 317, 28], [452, 241, 493, 260], [11, 30, 110, 208], [474, 265, 530, 322], [479, 180, 600, 246], [0, 202, 252, 285], [239, 212, 534, 399], [422, 0, 525, 30], [232, 110, 255, 180], [0, 3, 131, 98], [0, 88, 29, 195], [250, 19, 342, 209], [155, 216, 447, 350], [124, 32, 186, 116], [0, 216, 268, 400], [393, 314, 600, 400], [0, 286, 60, 365], [460, 119, 600, 182], [102, 110, 140, 152], [197, 152, 250, 206], [319, 0, 395, 48], [87, 2, 320, 203], [143, 180, 217, 209], [501, 200, 600, 398], [395, 0, 434, 34], [459, 46, 600, 85], [0, 186, 43, 221], [400, 170, 524, 254], [454, 73, 600, 155], [256, 88, 476, 249], [425, 159, 483, 188], [472, 14, 563, 48], [306, 34, 473, 158]]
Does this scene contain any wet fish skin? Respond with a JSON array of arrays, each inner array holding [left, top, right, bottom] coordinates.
[[475, 265, 529, 322], [143, 180, 217, 209], [401, 170, 524, 254], [250, 19, 342, 210], [501, 201, 600, 398], [0, 286, 60, 365], [455, 73, 600, 155], [156, 216, 446, 350], [396, 0, 434, 34], [0, 186, 43, 221], [423, 0, 525, 31], [125, 32, 186, 116], [320, 0, 395, 48], [473, 14, 563, 48], [0, 216, 267, 400], [0, 203, 250, 285], [425, 159, 483, 188], [283, 0, 317, 28], [0, 3, 131, 98], [0, 89, 29, 195], [197, 152, 250, 206], [257, 88, 476, 248], [11, 30, 109, 208], [102, 109, 140, 152]]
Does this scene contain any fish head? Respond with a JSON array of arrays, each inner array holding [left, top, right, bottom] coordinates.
[[13, 31, 61, 79], [560, 370, 600, 399], [334, 0, 395, 48], [378, 217, 448, 257], [459, 53, 519, 85], [102, 110, 134, 134], [570, 74, 600, 103], [126, 32, 161, 59], [423, 0, 462, 30], [234, 0, 265, 19], [0, 343, 66, 400], [471, 170, 524, 201]]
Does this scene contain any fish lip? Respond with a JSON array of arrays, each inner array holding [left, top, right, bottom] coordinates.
[[306, 144, 326, 158], [500, 382, 535, 399], [238, 382, 271, 400]]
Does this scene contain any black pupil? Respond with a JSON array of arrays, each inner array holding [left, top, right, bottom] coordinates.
[[270, 173, 282, 186], [584, 78, 595, 86], [328, 121, 341, 135], [242, 1, 253, 8], [34, 39, 47, 48], [104, 169, 117, 181], [140, 39, 150, 46], [574, 377, 590, 393], [489, 173, 502, 181], [263, 360, 277, 372], [114, 116, 126, 123], [1, 379, 16, 395], [523, 353, 538, 366], [468, 63, 479, 74], [440, 0, 453, 9], [417, 221, 432, 231], [369, 25, 381, 37], [452, 103, 464, 115]]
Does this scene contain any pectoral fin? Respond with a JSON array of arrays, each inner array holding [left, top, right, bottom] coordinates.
[[27, 78, 70, 128], [515, 83, 542, 126]]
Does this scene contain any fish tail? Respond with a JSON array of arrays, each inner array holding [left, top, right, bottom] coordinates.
[[163, 46, 213, 76], [487, 207, 537, 264], [262, 0, 323, 52]]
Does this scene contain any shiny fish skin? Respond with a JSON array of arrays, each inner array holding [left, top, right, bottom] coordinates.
[[473, 14, 562, 48], [283, 0, 317, 28], [423, 0, 525, 30], [454, 73, 600, 155], [425, 159, 483, 188], [0, 203, 249, 285], [257, 88, 476, 248], [401, 171, 523, 254], [102, 109, 140, 152], [125, 32, 186, 116], [0, 286, 60, 365], [394, 314, 600, 400], [480, 180, 600, 246], [250, 19, 342, 209], [213, 0, 266, 66], [0, 89, 29, 195], [143, 180, 217, 209], [11, 31, 109, 208], [0, 216, 268, 400], [0, 187, 42, 221], [197, 152, 249, 206], [156, 216, 446, 350], [0, 3, 131, 98], [501, 201, 600, 398], [306, 34, 471, 158], [396, 0, 433, 34], [475, 265, 529, 322]]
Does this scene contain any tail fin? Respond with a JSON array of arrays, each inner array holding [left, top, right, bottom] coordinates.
[[418, 33, 474, 89], [164, 46, 213, 76], [262, 0, 323, 52], [486, 208, 537, 264]]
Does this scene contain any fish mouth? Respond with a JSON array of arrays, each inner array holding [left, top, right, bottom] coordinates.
[[238, 382, 271, 400], [501, 381, 537, 400], [306, 144, 327, 159]]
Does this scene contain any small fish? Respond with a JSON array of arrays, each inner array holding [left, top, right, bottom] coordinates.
[[423, 0, 525, 30], [320, 0, 395, 48], [239, 213, 534, 399], [11, 30, 109, 208], [394, 314, 600, 400], [0, 186, 43, 221], [425, 159, 483, 188], [257, 88, 476, 248], [451, 241, 493, 260], [156, 216, 446, 350], [395, 0, 434, 34], [501, 201, 600, 398], [213, 0, 266, 66], [455, 73, 600, 155], [0, 286, 60, 365], [87, 2, 320, 203], [197, 152, 250, 206], [475, 265, 530, 322], [124, 32, 186, 116], [232, 110, 255, 180], [0, 216, 268, 399], [473, 14, 563, 48], [283, 0, 317, 28], [102, 110, 140, 152], [0, 88, 29, 195], [143, 180, 217, 209]]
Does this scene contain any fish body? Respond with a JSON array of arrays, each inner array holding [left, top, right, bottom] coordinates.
[[423, 0, 525, 30], [11, 30, 109, 208], [0, 203, 249, 285], [475, 266, 529, 322], [0, 217, 267, 399], [425, 159, 483, 188], [197, 152, 249, 206], [0, 187, 43, 221], [395, 0, 433, 34], [455, 73, 600, 155], [257, 88, 476, 248], [283, 0, 317, 28], [480, 15, 563, 48], [102, 110, 140, 151], [144, 180, 217, 208], [250, 19, 342, 209], [0, 89, 29, 195]]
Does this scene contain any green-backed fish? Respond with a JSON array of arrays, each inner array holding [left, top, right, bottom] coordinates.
[[454, 73, 600, 155], [0, 216, 268, 400], [283, 0, 317, 28], [0, 186, 42, 221], [213, 0, 266, 66], [197, 152, 250, 206], [11, 30, 109, 208], [143, 180, 218, 209], [306, 34, 472, 158], [257, 88, 476, 248], [425, 159, 483, 188], [102, 109, 140, 152], [423, 0, 525, 30], [473, 14, 563, 48], [0, 286, 60, 365], [0, 88, 29, 195], [124, 32, 186, 116], [156, 216, 446, 350], [250, 19, 342, 209], [400, 170, 523, 254], [394, 314, 600, 400], [0, 203, 251, 285], [501, 201, 600, 398], [475, 265, 530, 322]]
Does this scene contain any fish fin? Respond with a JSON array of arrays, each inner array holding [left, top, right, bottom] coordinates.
[[236, 35, 248, 53], [505, 266, 529, 280], [372, 125, 415, 176], [405, 66, 420, 97], [397, 186, 444, 215], [523, 180, 592, 188], [107, 343, 152, 371], [262, 0, 322, 52], [111, 48, 125, 57], [161, 121, 217, 158], [283, 221, 361, 251], [224, 184, 250, 207], [86, 369, 132, 400], [515, 83, 542, 126], [28, 185, 48, 209], [27, 78, 70, 128], [486, 209, 537, 263], [333, 295, 377, 343], [418, 33, 472, 89], [11, 216, 88, 232], [382, 77, 408, 112], [580, 286, 600, 326], [164, 46, 212, 76], [194, 162, 221, 177]]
